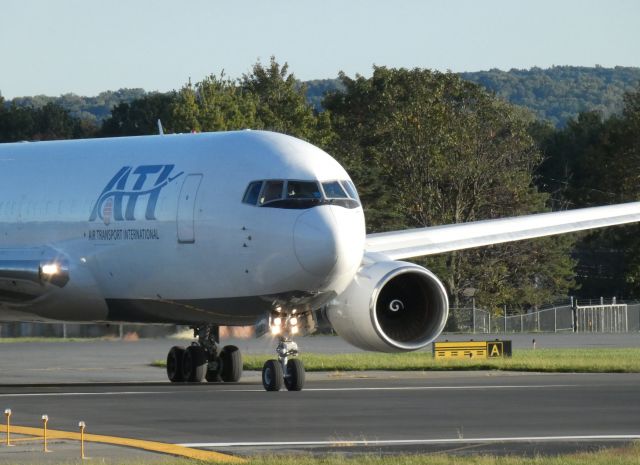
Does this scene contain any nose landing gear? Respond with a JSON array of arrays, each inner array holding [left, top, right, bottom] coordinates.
[[262, 332, 306, 391], [166, 325, 242, 383]]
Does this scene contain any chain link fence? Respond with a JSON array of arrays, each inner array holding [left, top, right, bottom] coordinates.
[[450, 299, 640, 333], [2, 300, 640, 337]]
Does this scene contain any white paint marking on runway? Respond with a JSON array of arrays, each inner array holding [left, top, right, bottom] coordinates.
[[211, 384, 576, 393], [179, 434, 640, 448], [0, 384, 576, 397], [288, 384, 576, 392], [0, 391, 177, 398]]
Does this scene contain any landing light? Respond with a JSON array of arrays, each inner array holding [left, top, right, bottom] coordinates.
[[291, 326, 299, 335], [273, 317, 282, 326], [270, 326, 281, 336], [41, 264, 60, 276], [290, 317, 298, 326]]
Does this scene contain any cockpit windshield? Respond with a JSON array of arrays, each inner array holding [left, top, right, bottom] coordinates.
[[242, 179, 360, 209], [287, 181, 322, 200], [261, 181, 284, 204]]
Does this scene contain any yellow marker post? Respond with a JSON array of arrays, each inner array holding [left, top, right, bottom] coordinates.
[[79, 421, 86, 459], [4, 409, 13, 447], [42, 415, 51, 452]]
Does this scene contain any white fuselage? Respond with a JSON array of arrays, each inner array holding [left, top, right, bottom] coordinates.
[[0, 131, 366, 325]]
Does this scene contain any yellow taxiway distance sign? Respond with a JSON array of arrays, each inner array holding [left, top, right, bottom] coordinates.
[[433, 340, 512, 359]]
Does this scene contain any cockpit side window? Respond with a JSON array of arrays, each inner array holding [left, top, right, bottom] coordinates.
[[260, 180, 284, 205], [242, 181, 263, 205], [340, 180, 359, 201], [322, 181, 349, 199]]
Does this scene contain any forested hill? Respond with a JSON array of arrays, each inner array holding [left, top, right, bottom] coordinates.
[[459, 66, 640, 127], [306, 66, 640, 126], [3, 66, 640, 127], [5, 88, 147, 124]]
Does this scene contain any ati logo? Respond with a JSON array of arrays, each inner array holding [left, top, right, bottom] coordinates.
[[90, 165, 184, 225]]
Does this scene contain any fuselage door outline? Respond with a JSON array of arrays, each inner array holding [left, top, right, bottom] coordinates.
[[177, 174, 203, 244]]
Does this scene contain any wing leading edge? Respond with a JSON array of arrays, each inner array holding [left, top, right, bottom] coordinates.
[[365, 202, 640, 260]]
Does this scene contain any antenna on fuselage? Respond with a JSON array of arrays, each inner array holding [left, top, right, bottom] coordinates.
[[157, 119, 164, 136]]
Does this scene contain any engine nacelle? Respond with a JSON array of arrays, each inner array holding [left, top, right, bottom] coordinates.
[[326, 261, 449, 352]]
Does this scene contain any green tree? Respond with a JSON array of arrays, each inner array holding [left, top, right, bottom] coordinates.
[[241, 57, 320, 141], [101, 93, 176, 136], [171, 80, 201, 133], [168, 73, 258, 133], [533, 85, 640, 298], [0, 102, 93, 142], [325, 67, 576, 314], [580, 87, 640, 297], [33, 102, 83, 140], [193, 73, 257, 131], [168, 59, 330, 144], [0, 103, 35, 142]]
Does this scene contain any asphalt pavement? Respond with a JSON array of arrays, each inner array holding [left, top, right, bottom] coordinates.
[[0, 334, 638, 462]]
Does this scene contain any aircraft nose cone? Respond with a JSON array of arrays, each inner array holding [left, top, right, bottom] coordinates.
[[293, 208, 339, 277]]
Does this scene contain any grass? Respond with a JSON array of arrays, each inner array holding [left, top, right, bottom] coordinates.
[[4, 442, 639, 464], [152, 347, 640, 373], [239, 442, 640, 465]]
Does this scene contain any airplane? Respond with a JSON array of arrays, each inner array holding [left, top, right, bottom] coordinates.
[[1, 130, 639, 391]]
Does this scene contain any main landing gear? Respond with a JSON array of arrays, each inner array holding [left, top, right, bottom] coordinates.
[[166, 325, 242, 383], [262, 315, 306, 391]]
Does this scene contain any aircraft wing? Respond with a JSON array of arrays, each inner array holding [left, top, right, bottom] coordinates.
[[365, 201, 640, 260]]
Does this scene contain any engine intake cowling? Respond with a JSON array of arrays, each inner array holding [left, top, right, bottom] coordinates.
[[326, 261, 449, 352]]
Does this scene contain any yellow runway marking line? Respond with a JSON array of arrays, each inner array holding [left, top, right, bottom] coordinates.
[[0, 424, 245, 463]]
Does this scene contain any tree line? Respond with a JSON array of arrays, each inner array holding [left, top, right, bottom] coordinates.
[[4, 65, 639, 128], [461, 65, 640, 127], [1, 58, 639, 319]]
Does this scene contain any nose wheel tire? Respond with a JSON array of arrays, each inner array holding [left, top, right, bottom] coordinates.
[[262, 359, 283, 391], [167, 346, 186, 382], [284, 359, 305, 391], [182, 345, 207, 382]]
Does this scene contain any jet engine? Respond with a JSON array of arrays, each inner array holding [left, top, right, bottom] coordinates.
[[326, 260, 449, 352]]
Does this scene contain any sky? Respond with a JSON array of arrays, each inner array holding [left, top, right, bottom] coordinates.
[[1, 0, 639, 98]]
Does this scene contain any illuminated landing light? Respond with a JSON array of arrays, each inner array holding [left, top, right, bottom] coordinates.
[[289, 317, 298, 326], [270, 326, 281, 336], [273, 317, 282, 327], [37, 260, 70, 287], [41, 264, 60, 276], [291, 326, 299, 335]]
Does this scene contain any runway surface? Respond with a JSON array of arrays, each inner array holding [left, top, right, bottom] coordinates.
[[2, 333, 638, 384], [0, 336, 639, 459], [1, 372, 639, 457]]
